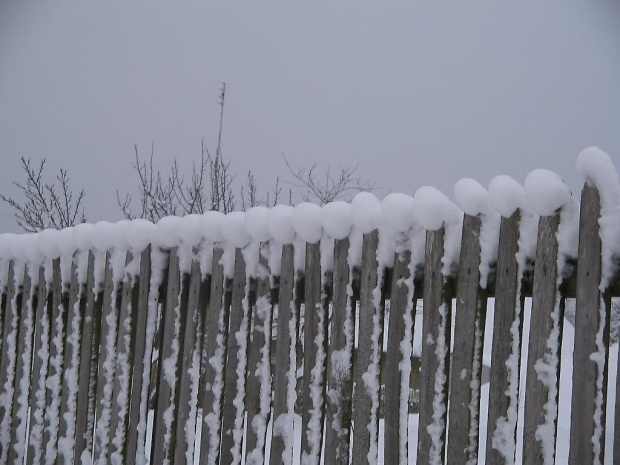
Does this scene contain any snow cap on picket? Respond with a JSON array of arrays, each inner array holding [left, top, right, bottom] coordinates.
[[125, 219, 156, 251], [268, 205, 296, 244], [38, 228, 62, 258], [351, 192, 382, 233], [244, 206, 271, 242], [382, 193, 416, 232], [576, 147, 620, 202], [293, 202, 322, 243], [321, 201, 352, 239], [412, 186, 460, 230], [454, 178, 490, 216], [221, 211, 250, 248], [201, 210, 225, 242], [524, 169, 572, 216], [155, 216, 182, 248], [488, 175, 525, 218]]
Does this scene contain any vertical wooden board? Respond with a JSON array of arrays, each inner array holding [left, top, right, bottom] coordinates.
[[74, 251, 98, 462], [570, 185, 610, 464], [0, 261, 17, 433], [324, 238, 355, 465], [245, 250, 274, 463], [42, 257, 65, 463], [418, 227, 452, 464], [27, 264, 51, 465], [352, 230, 380, 465], [125, 246, 152, 463], [220, 248, 248, 465], [268, 243, 296, 465], [384, 250, 414, 465], [300, 241, 327, 463], [107, 251, 139, 462], [485, 211, 522, 465], [523, 213, 562, 465], [93, 252, 119, 462], [173, 258, 203, 465], [55, 255, 82, 464], [447, 214, 486, 465], [9, 265, 34, 464], [198, 246, 226, 464], [151, 248, 182, 464]]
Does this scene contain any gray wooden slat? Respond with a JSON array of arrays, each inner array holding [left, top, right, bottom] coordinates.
[[268, 243, 297, 465], [43, 257, 66, 463], [570, 185, 611, 464], [93, 252, 119, 463], [523, 212, 563, 465], [447, 214, 487, 465], [485, 211, 523, 464], [352, 230, 381, 465], [220, 248, 249, 465], [151, 247, 182, 464], [108, 251, 139, 462], [384, 250, 415, 465], [245, 250, 274, 464], [198, 246, 226, 464], [125, 246, 152, 463], [73, 251, 98, 463], [324, 238, 354, 465], [300, 241, 328, 463], [418, 227, 453, 464], [9, 264, 35, 464], [0, 260, 17, 462], [173, 258, 203, 465], [55, 255, 82, 464], [27, 264, 51, 465]]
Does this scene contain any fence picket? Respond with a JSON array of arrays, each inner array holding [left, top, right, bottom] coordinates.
[[485, 211, 523, 464], [447, 214, 487, 465], [570, 185, 611, 464], [418, 227, 453, 464], [220, 247, 249, 465], [0, 260, 17, 462], [199, 246, 226, 464], [269, 243, 297, 465], [245, 249, 274, 463], [523, 212, 563, 465], [352, 230, 381, 464]]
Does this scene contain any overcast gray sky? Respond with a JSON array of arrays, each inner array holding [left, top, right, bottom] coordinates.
[[1, 1, 619, 233]]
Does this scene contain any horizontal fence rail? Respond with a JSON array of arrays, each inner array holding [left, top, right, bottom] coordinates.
[[1, 176, 620, 464]]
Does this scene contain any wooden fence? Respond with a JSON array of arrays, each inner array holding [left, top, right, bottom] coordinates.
[[0, 183, 619, 464]]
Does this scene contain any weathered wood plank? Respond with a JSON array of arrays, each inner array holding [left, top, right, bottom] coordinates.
[[245, 249, 274, 464], [0, 260, 18, 462], [269, 243, 297, 465], [485, 211, 523, 464], [173, 258, 203, 465], [73, 251, 98, 463], [447, 214, 487, 465], [9, 264, 35, 464], [220, 248, 249, 465], [93, 251, 122, 463], [108, 251, 140, 463], [418, 227, 452, 464], [570, 185, 611, 464], [352, 230, 381, 465], [27, 263, 51, 465], [523, 212, 563, 465], [384, 249, 415, 465], [324, 238, 355, 465], [300, 241, 328, 463], [56, 254, 83, 465], [151, 247, 183, 464], [198, 246, 227, 464], [125, 246, 152, 463], [42, 257, 67, 463]]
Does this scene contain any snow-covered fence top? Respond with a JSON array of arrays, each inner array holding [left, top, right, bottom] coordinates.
[[0, 147, 619, 464]]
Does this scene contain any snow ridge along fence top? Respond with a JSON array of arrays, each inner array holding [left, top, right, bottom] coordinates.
[[0, 147, 620, 464]]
